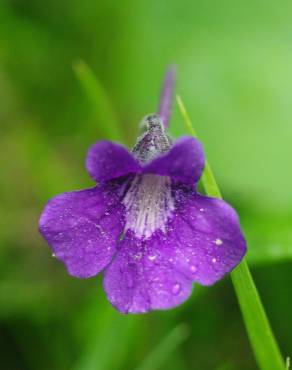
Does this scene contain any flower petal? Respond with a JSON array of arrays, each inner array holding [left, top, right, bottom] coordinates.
[[86, 140, 141, 182], [165, 187, 247, 285], [39, 185, 125, 278], [103, 232, 193, 314], [103, 186, 245, 313], [143, 136, 205, 184]]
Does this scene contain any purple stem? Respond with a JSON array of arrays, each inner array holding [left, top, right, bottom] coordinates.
[[158, 66, 176, 128]]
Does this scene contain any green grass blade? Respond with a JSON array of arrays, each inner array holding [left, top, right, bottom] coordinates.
[[74, 307, 136, 370], [73, 60, 124, 141], [135, 324, 189, 370], [176, 95, 285, 370]]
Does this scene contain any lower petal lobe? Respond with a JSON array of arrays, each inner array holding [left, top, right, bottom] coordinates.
[[103, 231, 193, 314], [166, 187, 247, 285], [39, 185, 125, 278]]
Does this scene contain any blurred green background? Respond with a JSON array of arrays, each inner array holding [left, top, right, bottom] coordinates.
[[0, 0, 292, 369]]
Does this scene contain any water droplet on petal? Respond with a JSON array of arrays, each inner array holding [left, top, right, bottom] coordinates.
[[148, 255, 156, 261], [215, 238, 223, 246], [172, 283, 181, 295], [52, 253, 56, 258], [212, 258, 217, 263], [190, 265, 197, 273], [131, 251, 143, 261]]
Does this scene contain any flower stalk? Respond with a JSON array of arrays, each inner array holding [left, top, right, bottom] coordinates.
[[158, 66, 176, 128], [176, 95, 285, 370]]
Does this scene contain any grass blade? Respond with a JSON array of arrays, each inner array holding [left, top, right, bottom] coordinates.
[[176, 95, 285, 370], [73, 60, 123, 141], [74, 307, 136, 370], [135, 324, 189, 370]]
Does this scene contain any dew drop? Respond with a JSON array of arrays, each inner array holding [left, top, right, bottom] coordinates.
[[52, 253, 56, 258], [215, 238, 223, 246], [190, 265, 197, 273], [148, 255, 156, 261], [172, 283, 181, 295], [212, 258, 217, 263], [133, 252, 142, 260]]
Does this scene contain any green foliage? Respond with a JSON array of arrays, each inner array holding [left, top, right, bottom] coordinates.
[[0, 1, 292, 369], [73, 60, 124, 141], [135, 325, 189, 370]]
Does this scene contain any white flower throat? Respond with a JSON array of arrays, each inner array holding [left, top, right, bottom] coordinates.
[[123, 174, 174, 238], [122, 114, 174, 238]]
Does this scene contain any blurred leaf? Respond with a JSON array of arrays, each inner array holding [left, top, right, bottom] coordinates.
[[215, 361, 236, 370], [73, 60, 124, 141], [248, 241, 292, 266], [135, 324, 189, 370], [244, 214, 292, 265], [74, 307, 137, 370]]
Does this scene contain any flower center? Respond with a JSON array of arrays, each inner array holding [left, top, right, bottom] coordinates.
[[122, 174, 174, 238]]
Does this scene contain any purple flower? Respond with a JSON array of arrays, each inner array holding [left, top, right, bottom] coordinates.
[[39, 68, 246, 314]]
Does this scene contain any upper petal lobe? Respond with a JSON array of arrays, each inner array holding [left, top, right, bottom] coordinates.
[[86, 140, 141, 182], [39, 184, 125, 278], [143, 136, 205, 184]]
